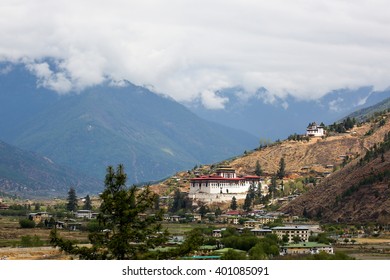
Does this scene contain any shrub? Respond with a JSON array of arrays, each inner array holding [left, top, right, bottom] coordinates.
[[19, 218, 35, 228]]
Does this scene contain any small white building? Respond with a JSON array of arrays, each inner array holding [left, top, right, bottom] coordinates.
[[306, 122, 325, 137], [75, 210, 97, 219], [280, 242, 334, 255]]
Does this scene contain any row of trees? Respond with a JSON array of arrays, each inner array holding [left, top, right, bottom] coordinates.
[[328, 117, 356, 133]]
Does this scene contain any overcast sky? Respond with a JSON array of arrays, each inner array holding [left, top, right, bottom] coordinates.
[[1, 0, 389, 109]]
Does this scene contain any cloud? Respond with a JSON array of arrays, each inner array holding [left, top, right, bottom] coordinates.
[[26, 62, 73, 93], [1, 0, 389, 109], [328, 97, 344, 112]]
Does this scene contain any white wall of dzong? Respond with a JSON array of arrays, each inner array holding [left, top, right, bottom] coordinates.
[[189, 180, 260, 195]]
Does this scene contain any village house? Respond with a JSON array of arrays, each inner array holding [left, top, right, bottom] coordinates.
[[255, 215, 276, 225], [218, 214, 240, 225], [189, 166, 261, 202], [75, 210, 98, 219], [28, 212, 51, 224], [244, 220, 262, 229], [306, 122, 325, 137], [212, 229, 225, 238], [272, 226, 310, 243], [280, 242, 334, 255], [0, 203, 9, 210], [192, 213, 202, 222], [169, 215, 181, 222]]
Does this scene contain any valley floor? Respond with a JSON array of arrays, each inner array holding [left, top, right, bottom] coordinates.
[[0, 218, 389, 260]]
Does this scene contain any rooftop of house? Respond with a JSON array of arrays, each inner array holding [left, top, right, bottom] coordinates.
[[250, 229, 272, 232], [191, 174, 260, 181], [225, 210, 241, 215], [272, 226, 309, 230], [307, 122, 325, 129], [281, 242, 332, 248]]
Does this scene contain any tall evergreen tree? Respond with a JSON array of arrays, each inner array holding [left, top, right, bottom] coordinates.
[[51, 164, 168, 259], [269, 176, 278, 197], [83, 195, 92, 210], [215, 207, 222, 217], [248, 182, 256, 200], [230, 196, 237, 210], [243, 194, 252, 212], [199, 204, 209, 217], [255, 160, 263, 176], [66, 187, 78, 212], [254, 183, 263, 204], [169, 189, 189, 213], [277, 157, 286, 179]]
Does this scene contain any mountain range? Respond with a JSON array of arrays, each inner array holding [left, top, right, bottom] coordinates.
[[188, 86, 390, 140], [0, 64, 258, 188]]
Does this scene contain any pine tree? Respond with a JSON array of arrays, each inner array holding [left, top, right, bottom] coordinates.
[[248, 182, 256, 200], [243, 194, 252, 212], [51, 164, 168, 259], [170, 189, 184, 213], [215, 207, 222, 217], [255, 183, 262, 204], [269, 176, 278, 197], [277, 157, 286, 179], [169, 189, 183, 213], [255, 160, 263, 176], [230, 196, 237, 210], [83, 195, 92, 210], [66, 187, 78, 212], [199, 204, 208, 217]]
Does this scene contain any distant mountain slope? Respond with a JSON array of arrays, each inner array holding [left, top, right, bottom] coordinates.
[[341, 97, 390, 122], [0, 65, 258, 184], [280, 116, 390, 223], [188, 86, 390, 140], [0, 140, 100, 198]]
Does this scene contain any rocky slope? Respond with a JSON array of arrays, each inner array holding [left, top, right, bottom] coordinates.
[[229, 115, 389, 177]]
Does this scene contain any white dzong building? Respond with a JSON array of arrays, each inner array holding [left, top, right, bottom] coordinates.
[[306, 122, 325, 137], [189, 166, 261, 202]]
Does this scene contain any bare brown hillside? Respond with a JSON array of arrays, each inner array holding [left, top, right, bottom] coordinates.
[[280, 149, 390, 224], [230, 117, 390, 177]]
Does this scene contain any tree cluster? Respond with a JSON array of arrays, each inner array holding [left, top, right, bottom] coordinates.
[[287, 133, 309, 142], [359, 131, 390, 166], [328, 117, 356, 133], [221, 229, 280, 260]]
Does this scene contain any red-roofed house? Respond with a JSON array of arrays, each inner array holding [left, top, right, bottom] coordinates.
[[190, 166, 260, 195]]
